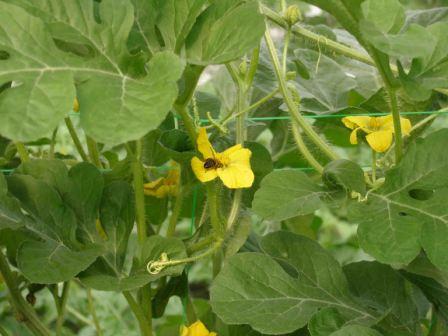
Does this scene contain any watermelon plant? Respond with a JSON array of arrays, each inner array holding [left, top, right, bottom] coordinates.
[[1, 0, 448, 335]]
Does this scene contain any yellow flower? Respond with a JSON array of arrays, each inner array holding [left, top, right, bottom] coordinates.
[[191, 128, 254, 189], [73, 98, 79, 112], [144, 168, 179, 198], [342, 115, 411, 153], [180, 321, 217, 336]]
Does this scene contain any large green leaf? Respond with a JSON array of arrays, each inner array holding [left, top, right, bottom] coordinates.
[[132, 0, 208, 53], [252, 170, 327, 221], [292, 49, 357, 114], [0, 173, 28, 230], [0, 2, 75, 142], [0, 1, 184, 145], [210, 232, 376, 334], [349, 129, 448, 270], [185, 0, 265, 65], [323, 159, 366, 195], [344, 262, 419, 335], [6, 161, 104, 283], [132, 0, 265, 65]]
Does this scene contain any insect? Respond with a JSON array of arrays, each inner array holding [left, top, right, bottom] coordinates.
[[203, 158, 223, 170]]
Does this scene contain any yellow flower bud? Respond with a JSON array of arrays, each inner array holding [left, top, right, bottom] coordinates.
[[285, 5, 302, 26]]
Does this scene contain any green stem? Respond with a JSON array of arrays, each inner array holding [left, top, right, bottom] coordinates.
[[49, 128, 58, 159], [206, 183, 224, 237], [86, 289, 102, 336], [166, 187, 183, 237], [220, 88, 279, 127], [245, 45, 260, 88], [131, 140, 147, 244], [187, 235, 215, 254], [264, 24, 338, 164], [55, 282, 71, 336], [291, 123, 323, 173], [262, 5, 448, 97], [282, 29, 291, 74], [371, 150, 377, 183], [64, 117, 89, 162], [86, 136, 102, 168], [148, 241, 222, 271], [139, 284, 153, 333], [123, 292, 152, 336], [0, 251, 51, 336], [387, 86, 403, 162], [174, 105, 197, 143], [15, 142, 29, 162], [0, 325, 10, 336]]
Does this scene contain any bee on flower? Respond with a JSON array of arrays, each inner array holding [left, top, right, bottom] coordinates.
[[342, 114, 411, 152], [144, 165, 180, 198], [191, 128, 254, 189], [180, 321, 217, 336]]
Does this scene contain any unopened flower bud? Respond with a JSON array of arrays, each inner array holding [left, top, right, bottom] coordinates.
[[285, 5, 302, 26]]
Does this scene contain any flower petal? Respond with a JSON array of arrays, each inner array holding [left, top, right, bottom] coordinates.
[[222, 144, 242, 156], [400, 117, 412, 136], [197, 128, 215, 159], [349, 127, 362, 145], [186, 321, 212, 336], [342, 116, 371, 130], [191, 156, 218, 183], [217, 148, 254, 189], [366, 130, 393, 153]]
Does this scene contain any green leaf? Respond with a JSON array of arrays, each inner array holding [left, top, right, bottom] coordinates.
[[0, 2, 75, 142], [79, 51, 184, 145], [344, 261, 419, 335], [323, 159, 366, 194], [4, 161, 107, 283], [252, 170, 326, 221], [133, 0, 209, 53], [142, 129, 170, 167], [210, 232, 376, 334], [0, 173, 28, 230], [243, 141, 274, 206], [132, 0, 264, 65], [398, 22, 448, 101], [308, 308, 346, 336], [361, 0, 405, 34], [0, 1, 185, 145], [185, 0, 265, 65], [329, 325, 383, 336], [159, 129, 195, 163], [349, 129, 448, 270], [292, 49, 357, 114], [223, 214, 252, 260]]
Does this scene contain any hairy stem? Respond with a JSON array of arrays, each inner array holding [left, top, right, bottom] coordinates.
[[123, 292, 152, 336], [49, 128, 58, 159], [0, 251, 51, 336], [86, 289, 102, 336], [55, 282, 71, 336], [387, 86, 403, 162], [167, 186, 184, 237], [86, 136, 102, 168], [64, 117, 89, 162], [131, 140, 147, 244], [264, 24, 338, 165]]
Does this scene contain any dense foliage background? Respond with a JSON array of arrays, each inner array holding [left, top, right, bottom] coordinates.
[[1, 0, 448, 335]]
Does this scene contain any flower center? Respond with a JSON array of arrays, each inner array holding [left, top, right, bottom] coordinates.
[[368, 118, 381, 131]]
